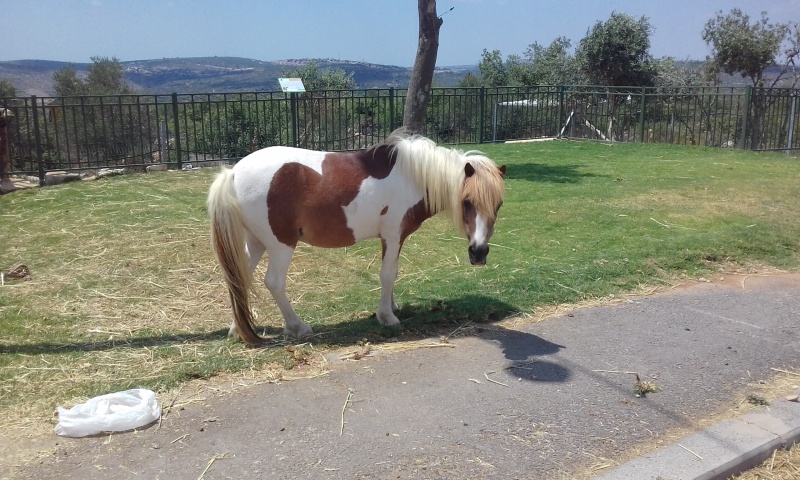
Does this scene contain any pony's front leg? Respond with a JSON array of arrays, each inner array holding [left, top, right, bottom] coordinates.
[[264, 243, 314, 339], [377, 238, 402, 327]]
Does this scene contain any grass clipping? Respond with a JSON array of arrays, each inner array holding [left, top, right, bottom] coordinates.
[[633, 373, 662, 397], [592, 370, 662, 398]]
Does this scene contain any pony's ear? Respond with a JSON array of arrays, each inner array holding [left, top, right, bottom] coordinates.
[[498, 165, 506, 176], [465, 163, 475, 177]]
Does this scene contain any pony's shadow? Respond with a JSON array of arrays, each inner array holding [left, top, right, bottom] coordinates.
[[310, 294, 518, 346], [477, 326, 569, 383], [505, 162, 602, 184], [312, 295, 570, 383]]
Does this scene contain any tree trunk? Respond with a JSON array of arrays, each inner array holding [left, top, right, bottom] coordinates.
[[403, 0, 443, 135]]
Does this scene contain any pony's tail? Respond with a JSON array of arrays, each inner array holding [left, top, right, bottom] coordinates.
[[207, 168, 265, 347]]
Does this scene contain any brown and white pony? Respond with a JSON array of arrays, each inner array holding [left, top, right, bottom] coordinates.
[[207, 130, 506, 346]]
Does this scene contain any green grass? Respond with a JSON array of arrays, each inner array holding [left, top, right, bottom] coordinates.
[[1, 140, 799, 431]]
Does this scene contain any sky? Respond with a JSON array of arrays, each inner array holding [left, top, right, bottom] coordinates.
[[3, 0, 799, 67]]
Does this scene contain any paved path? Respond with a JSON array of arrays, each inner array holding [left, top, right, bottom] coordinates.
[[9, 274, 800, 479]]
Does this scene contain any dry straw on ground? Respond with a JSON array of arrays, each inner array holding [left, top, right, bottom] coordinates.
[[730, 442, 800, 480]]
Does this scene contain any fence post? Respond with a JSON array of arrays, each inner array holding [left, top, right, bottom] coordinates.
[[478, 87, 485, 143], [0, 107, 13, 192], [290, 92, 299, 148], [171, 93, 182, 169], [739, 85, 752, 150], [388, 87, 395, 133], [158, 121, 167, 164], [31, 96, 45, 186], [557, 86, 565, 138], [638, 87, 647, 143], [787, 92, 797, 155]]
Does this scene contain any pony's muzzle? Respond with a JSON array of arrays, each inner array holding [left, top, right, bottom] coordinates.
[[468, 244, 489, 266]]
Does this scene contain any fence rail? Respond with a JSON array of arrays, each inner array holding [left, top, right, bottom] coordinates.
[[2, 85, 798, 182]]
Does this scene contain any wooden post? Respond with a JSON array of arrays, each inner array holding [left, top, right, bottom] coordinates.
[[0, 108, 14, 192]]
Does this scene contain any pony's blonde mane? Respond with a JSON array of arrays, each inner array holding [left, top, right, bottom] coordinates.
[[384, 131, 505, 234]]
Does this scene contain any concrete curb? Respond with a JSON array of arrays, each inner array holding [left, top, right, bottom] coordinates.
[[594, 393, 800, 479]]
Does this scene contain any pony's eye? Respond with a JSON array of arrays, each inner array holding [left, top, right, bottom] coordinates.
[[462, 199, 473, 210]]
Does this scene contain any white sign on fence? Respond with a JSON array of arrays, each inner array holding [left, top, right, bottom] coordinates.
[[278, 78, 306, 93]]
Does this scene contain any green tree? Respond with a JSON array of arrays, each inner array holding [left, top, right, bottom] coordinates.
[[476, 49, 512, 87], [703, 11, 800, 149], [471, 49, 532, 86], [281, 61, 355, 90], [576, 12, 656, 87], [197, 102, 284, 158], [49, 58, 138, 169], [575, 12, 656, 141], [53, 65, 85, 96], [523, 37, 583, 85], [85, 56, 134, 95], [504, 54, 535, 86], [467, 38, 582, 87], [53, 57, 134, 96], [0, 79, 17, 98], [702, 9, 792, 87], [652, 59, 705, 89], [458, 72, 482, 87]]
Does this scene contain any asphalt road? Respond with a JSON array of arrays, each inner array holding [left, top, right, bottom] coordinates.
[[9, 274, 800, 480]]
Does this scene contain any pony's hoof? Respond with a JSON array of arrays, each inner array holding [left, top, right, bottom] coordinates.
[[377, 312, 401, 328], [227, 326, 241, 340], [284, 323, 314, 339]]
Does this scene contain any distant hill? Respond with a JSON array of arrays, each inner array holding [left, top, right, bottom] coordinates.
[[0, 60, 79, 96], [0, 57, 477, 96], [5, 57, 788, 97]]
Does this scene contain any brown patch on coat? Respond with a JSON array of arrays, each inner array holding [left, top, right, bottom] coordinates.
[[400, 199, 431, 243], [267, 148, 397, 248], [361, 144, 397, 179], [379, 200, 430, 260]]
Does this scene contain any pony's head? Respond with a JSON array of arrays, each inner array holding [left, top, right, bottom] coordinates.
[[457, 156, 506, 266], [386, 131, 506, 265]]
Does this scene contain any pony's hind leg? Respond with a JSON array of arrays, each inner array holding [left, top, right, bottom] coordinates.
[[264, 243, 314, 339], [228, 234, 266, 339]]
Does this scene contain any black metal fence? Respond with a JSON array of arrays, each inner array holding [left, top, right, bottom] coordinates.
[[2, 85, 798, 182]]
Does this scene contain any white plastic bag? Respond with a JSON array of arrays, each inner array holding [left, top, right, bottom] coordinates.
[[55, 388, 161, 437]]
